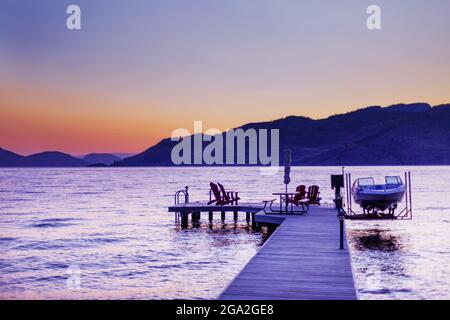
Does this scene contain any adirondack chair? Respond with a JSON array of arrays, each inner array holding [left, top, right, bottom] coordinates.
[[217, 182, 240, 205], [307, 185, 322, 205], [207, 182, 235, 206], [286, 185, 307, 206], [263, 185, 309, 214]]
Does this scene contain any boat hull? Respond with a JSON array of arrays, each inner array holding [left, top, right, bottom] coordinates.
[[352, 186, 405, 212]]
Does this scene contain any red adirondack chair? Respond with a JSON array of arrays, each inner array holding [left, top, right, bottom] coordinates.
[[217, 182, 240, 205], [307, 185, 321, 205], [208, 182, 236, 206], [287, 185, 307, 206]]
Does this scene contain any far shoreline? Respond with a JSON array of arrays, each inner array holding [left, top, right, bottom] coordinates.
[[2, 164, 450, 169]]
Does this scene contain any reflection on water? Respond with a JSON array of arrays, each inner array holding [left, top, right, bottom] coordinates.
[[1, 166, 450, 299], [351, 229, 400, 252]]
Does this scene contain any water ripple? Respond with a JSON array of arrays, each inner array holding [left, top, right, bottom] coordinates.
[[2, 166, 449, 299]]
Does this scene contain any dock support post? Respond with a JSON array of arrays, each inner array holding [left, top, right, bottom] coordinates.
[[246, 212, 250, 222], [192, 212, 200, 224], [209, 211, 213, 222], [267, 224, 277, 234], [221, 211, 225, 222], [192, 212, 201, 228], [233, 211, 238, 221], [181, 214, 188, 229], [251, 212, 256, 230]]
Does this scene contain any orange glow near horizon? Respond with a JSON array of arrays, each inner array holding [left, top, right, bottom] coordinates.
[[0, 83, 166, 155], [2, 77, 450, 156]]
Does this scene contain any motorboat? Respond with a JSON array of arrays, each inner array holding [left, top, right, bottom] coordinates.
[[352, 176, 405, 213]]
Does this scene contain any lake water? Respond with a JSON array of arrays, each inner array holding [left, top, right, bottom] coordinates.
[[0, 167, 449, 300]]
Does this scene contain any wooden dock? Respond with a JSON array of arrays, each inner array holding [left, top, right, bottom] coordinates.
[[168, 202, 265, 214], [168, 202, 266, 228], [220, 207, 357, 300], [168, 203, 357, 300]]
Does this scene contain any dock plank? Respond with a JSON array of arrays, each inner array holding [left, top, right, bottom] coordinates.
[[168, 202, 265, 213], [219, 207, 357, 300]]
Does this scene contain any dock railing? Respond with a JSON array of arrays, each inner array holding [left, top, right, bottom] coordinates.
[[173, 186, 189, 222], [174, 186, 189, 205]]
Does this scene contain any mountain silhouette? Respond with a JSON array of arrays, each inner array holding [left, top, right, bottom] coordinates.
[[22, 152, 87, 167], [2, 102, 450, 167], [0, 148, 24, 167], [115, 102, 450, 166], [0, 150, 87, 167], [82, 153, 121, 166]]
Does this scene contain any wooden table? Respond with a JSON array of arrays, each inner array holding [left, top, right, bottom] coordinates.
[[272, 192, 298, 214]]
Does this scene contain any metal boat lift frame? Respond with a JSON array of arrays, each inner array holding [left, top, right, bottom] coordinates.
[[343, 171, 412, 220]]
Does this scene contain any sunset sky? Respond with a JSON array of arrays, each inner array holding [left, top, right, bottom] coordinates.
[[1, 0, 449, 155]]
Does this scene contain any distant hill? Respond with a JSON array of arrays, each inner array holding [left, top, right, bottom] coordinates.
[[22, 152, 87, 167], [112, 153, 135, 159], [0, 148, 24, 167], [0, 150, 129, 167], [0, 150, 87, 167], [115, 102, 450, 166], [82, 153, 121, 165]]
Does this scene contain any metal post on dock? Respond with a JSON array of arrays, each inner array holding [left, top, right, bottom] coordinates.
[[336, 198, 345, 249], [233, 211, 238, 221], [209, 211, 213, 222], [185, 186, 189, 203], [335, 200, 345, 249], [331, 174, 345, 249], [221, 211, 225, 222], [246, 212, 250, 222], [339, 212, 344, 249], [408, 171, 413, 217]]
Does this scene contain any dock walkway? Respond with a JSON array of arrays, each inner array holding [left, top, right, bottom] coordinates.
[[168, 203, 357, 300], [220, 207, 357, 300]]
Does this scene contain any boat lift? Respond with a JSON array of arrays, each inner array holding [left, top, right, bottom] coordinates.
[[340, 171, 413, 220]]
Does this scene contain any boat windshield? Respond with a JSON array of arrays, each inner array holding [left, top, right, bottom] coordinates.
[[358, 177, 374, 186], [385, 176, 402, 185]]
